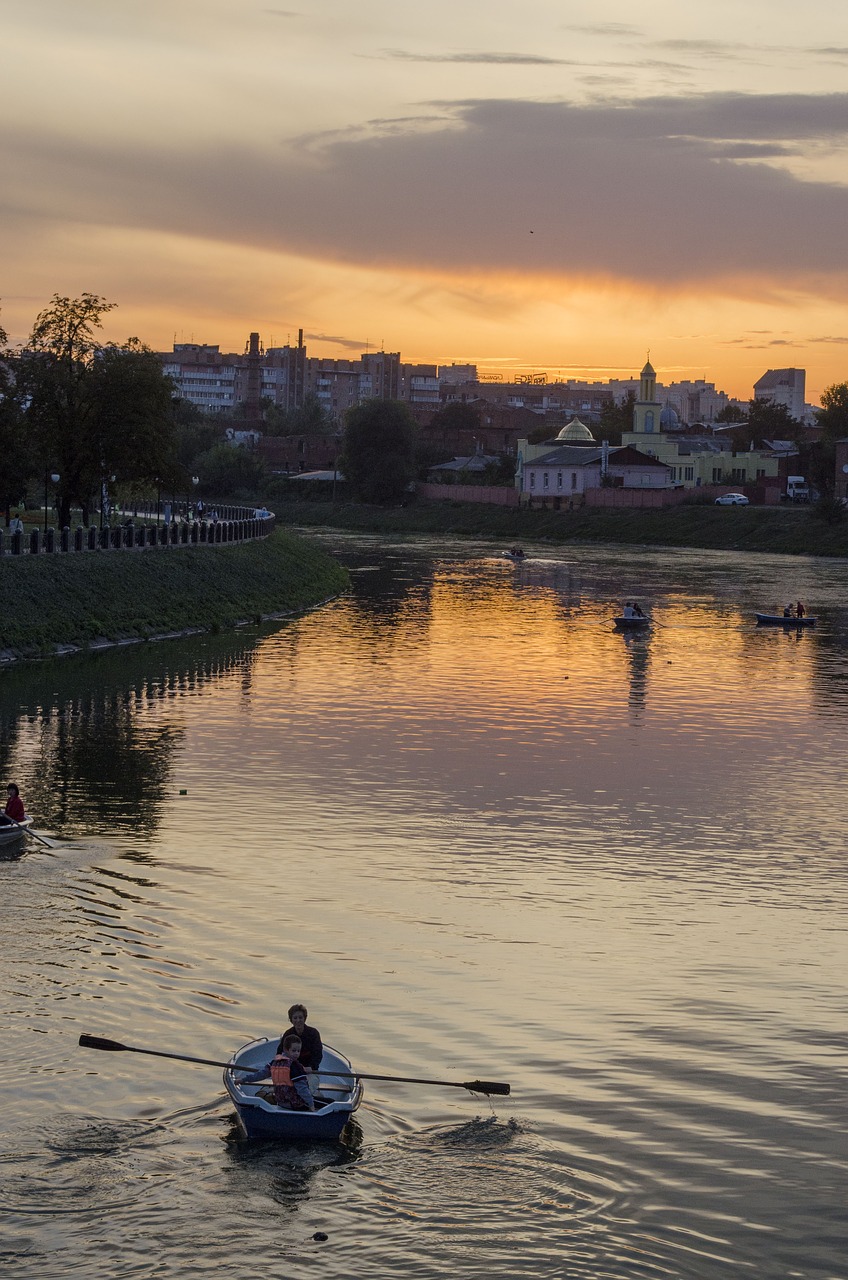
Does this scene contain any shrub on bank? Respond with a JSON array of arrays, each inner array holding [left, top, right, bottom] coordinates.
[[0, 529, 348, 658]]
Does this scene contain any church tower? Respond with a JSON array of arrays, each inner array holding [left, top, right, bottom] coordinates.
[[632, 357, 663, 436]]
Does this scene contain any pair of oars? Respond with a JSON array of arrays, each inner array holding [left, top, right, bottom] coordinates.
[[78, 1034, 510, 1096]]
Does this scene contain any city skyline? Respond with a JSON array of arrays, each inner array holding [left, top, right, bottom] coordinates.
[[3, 1, 848, 402]]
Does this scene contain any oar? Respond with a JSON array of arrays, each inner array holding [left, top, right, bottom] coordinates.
[[79, 1034, 241, 1069], [315, 1071, 509, 1096], [78, 1035, 510, 1095], [4, 818, 54, 848]]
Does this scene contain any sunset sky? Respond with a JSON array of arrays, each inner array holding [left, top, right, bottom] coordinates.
[[3, 0, 848, 401]]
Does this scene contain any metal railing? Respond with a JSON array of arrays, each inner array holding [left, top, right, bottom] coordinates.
[[1, 507, 275, 556]]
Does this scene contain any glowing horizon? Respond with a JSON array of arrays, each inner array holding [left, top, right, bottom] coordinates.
[[3, 1, 848, 404]]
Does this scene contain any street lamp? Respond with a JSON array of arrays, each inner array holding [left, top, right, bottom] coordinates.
[[44, 470, 60, 535]]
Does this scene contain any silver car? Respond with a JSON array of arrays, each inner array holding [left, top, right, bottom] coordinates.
[[715, 493, 749, 506]]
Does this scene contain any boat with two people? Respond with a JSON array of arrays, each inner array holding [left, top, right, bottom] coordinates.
[[756, 602, 816, 627], [504, 547, 527, 562], [614, 602, 650, 630], [79, 1032, 510, 1143]]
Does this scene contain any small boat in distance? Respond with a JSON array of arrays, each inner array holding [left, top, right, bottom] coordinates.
[[224, 1036, 363, 1141], [0, 816, 32, 853], [504, 547, 526, 562], [755, 613, 817, 627], [614, 615, 650, 629]]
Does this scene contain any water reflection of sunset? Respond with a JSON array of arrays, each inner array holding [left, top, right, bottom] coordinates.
[[3, 535, 848, 1280]]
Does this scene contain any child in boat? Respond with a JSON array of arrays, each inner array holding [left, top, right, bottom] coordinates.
[[237, 1033, 315, 1110], [0, 783, 25, 826]]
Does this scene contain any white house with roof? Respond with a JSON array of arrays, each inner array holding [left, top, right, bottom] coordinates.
[[516, 416, 672, 506]]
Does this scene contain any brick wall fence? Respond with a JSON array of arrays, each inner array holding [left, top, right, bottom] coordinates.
[[417, 483, 520, 506], [1, 507, 275, 557]]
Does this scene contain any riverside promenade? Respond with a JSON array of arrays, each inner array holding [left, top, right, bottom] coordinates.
[[1, 506, 275, 557]]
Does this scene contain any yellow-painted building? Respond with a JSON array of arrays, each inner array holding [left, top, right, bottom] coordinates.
[[621, 359, 781, 491]]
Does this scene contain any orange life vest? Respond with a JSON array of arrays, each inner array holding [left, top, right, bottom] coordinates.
[[270, 1054, 293, 1089]]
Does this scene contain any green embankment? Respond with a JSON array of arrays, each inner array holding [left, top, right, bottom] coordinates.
[[0, 529, 349, 659], [275, 499, 848, 558]]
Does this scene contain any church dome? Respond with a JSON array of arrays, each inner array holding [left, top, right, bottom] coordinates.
[[660, 405, 679, 429], [555, 417, 596, 443]]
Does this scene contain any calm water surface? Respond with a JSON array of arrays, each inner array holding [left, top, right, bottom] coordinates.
[[2, 534, 848, 1279]]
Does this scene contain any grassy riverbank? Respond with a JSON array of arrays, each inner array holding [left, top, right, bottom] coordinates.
[[275, 498, 848, 557], [0, 529, 349, 659]]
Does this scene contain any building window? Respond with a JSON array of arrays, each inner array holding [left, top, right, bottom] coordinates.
[[645, 411, 655, 432], [557, 471, 563, 489], [712, 467, 722, 483], [529, 473, 536, 489], [543, 472, 549, 488], [685, 466, 694, 481], [571, 472, 578, 490]]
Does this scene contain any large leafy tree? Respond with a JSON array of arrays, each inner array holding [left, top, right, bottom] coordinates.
[[807, 381, 848, 497], [340, 398, 418, 504], [17, 293, 179, 526], [598, 390, 636, 444], [730, 397, 802, 452], [264, 392, 333, 436], [194, 442, 267, 499], [0, 320, 36, 519]]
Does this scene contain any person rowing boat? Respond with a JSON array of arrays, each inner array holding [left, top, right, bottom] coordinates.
[[0, 783, 25, 826]]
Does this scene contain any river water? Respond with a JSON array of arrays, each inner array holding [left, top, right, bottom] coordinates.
[[2, 533, 847, 1280]]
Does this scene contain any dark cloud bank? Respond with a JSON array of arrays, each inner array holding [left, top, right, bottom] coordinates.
[[6, 92, 848, 293]]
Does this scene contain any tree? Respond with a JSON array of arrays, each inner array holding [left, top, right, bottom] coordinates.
[[195, 443, 267, 499], [730, 397, 802, 452], [17, 294, 179, 526], [0, 319, 35, 519], [428, 401, 482, 439], [808, 382, 848, 498], [714, 403, 746, 424], [340, 399, 418, 504], [598, 390, 636, 445], [264, 393, 334, 436]]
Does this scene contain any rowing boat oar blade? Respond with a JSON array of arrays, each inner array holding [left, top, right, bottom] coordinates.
[[463, 1080, 510, 1096], [78, 1034, 235, 1070], [79, 1034, 127, 1051]]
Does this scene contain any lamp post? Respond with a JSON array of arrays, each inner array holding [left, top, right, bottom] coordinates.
[[191, 474, 199, 519], [44, 470, 60, 536]]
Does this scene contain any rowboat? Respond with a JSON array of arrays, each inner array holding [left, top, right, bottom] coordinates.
[[755, 613, 817, 627], [0, 816, 32, 852], [503, 550, 526, 562], [224, 1036, 363, 1141], [614, 615, 650, 629]]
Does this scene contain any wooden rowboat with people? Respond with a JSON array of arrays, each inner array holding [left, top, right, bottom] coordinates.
[[78, 1031, 510, 1143], [755, 613, 817, 627], [225, 1036, 364, 1141]]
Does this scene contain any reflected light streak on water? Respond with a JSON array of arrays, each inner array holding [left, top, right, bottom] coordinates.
[[1, 534, 847, 1279]]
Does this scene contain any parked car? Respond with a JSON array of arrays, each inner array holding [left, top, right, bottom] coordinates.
[[715, 493, 749, 506]]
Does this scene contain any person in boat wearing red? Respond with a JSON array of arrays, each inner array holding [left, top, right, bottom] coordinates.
[[236, 1033, 315, 1110], [1, 783, 25, 825], [277, 1003, 323, 1073]]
